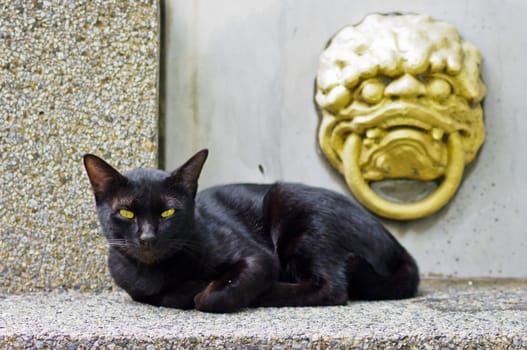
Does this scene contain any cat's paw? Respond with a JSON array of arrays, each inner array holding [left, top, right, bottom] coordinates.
[[193, 282, 241, 313]]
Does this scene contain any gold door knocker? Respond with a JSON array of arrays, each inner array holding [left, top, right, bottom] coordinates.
[[315, 14, 486, 220]]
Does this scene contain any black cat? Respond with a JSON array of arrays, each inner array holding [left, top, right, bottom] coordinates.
[[83, 149, 419, 313]]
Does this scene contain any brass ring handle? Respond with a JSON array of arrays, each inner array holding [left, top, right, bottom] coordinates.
[[341, 132, 465, 220]]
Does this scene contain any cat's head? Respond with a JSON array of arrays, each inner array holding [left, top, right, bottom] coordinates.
[[83, 149, 208, 264]]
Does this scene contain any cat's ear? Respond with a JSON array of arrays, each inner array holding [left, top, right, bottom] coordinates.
[[83, 154, 126, 199], [169, 149, 208, 196]]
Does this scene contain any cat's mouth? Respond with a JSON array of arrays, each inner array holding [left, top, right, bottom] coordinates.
[[129, 246, 164, 264], [108, 237, 197, 265], [108, 239, 164, 264], [108, 241, 163, 264]]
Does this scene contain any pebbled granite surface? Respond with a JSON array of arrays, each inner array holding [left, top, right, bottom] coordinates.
[[1, 280, 527, 349], [0, 0, 159, 293]]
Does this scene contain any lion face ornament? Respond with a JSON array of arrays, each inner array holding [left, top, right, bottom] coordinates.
[[315, 14, 486, 220]]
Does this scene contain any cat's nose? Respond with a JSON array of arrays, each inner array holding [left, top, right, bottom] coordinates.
[[138, 231, 157, 246]]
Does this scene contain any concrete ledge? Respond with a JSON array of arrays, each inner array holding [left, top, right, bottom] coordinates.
[[1, 280, 527, 349]]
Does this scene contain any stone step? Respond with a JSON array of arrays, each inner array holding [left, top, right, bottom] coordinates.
[[1, 280, 526, 349]]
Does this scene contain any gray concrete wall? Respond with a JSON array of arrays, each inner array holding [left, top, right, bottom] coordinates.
[[0, 1, 159, 292], [165, 0, 527, 278]]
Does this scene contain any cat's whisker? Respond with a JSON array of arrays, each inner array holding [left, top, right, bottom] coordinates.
[[107, 239, 130, 248], [108, 244, 129, 248]]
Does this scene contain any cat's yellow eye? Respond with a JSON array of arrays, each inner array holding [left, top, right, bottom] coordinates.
[[119, 209, 135, 219], [160, 208, 176, 218]]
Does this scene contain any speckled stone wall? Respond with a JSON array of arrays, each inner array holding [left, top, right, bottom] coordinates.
[[0, 1, 159, 293]]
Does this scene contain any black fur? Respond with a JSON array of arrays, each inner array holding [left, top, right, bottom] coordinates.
[[83, 149, 419, 313]]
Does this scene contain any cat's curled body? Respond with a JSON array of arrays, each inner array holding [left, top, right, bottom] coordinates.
[[84, 149, 419, 313]]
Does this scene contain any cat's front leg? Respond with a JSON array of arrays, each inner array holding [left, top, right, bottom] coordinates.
[[194, 256, 277, 313]]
